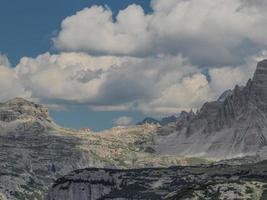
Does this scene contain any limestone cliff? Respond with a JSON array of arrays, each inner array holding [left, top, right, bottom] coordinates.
[[152, 60, 267, 160], [47, 161, 267, 200], [0, 98, 194, 199]]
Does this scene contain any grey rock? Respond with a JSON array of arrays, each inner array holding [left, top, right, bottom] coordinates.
[[47, 161, 267, 200], [152, 60, 267, 160], [252, 60, 267, 103], [217, 89, 233, 102], [0, 99, 191, 199], [0, 97, 50, 122]]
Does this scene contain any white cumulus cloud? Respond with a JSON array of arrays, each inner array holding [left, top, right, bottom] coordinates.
[[1, 0, 267, 116], [0, 54, 29, 101], [0, 51, 265, 115], [54, 0, 267, 66]]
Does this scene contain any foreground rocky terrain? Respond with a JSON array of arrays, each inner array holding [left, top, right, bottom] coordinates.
[[2, 60, 267, 199], [48, 161, 267, 200]]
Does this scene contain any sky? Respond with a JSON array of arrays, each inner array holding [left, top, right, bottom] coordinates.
[[1, 0, 267, 130]]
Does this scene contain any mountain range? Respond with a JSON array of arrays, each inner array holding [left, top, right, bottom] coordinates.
[[1, 60, 267, 199], [139, 60, 267, 160], [0, 99, 206, 199]]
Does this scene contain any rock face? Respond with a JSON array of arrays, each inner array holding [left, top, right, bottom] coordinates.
[[0, 97, 50, 122], [217, 89, 233, 102], [252, 60, 267, 101], [0, 99, 87, 199], [151, 60, 267, 160], [48, 161, 267, 200], [0, 98, 202, 199]]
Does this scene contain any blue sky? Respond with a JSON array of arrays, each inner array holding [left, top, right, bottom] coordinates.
[[0, 0, 152, 131], [0, 0, 266, 131], [0, 0, 151, 65]]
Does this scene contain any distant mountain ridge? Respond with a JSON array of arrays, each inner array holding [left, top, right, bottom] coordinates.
[[137, 115, 178, 125], [137, 117, 161, 125]]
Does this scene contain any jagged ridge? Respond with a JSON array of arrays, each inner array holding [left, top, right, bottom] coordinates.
[[152, 59, 267, 159]]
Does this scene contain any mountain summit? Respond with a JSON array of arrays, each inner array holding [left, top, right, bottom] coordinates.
[[252, 59, 267, 107], [0, 97, 51, 122], [151, 59, 267, 159]]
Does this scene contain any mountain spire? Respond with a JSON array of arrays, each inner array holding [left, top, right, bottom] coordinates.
[[252, 59, 267, 102]]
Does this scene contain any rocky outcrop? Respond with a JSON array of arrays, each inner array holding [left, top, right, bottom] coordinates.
[[0, 98, 198, 199], [152, 60, 267, 160], [217, 89, 233, 102], [0, 97, 50, 122], [48, 161, 267, 200], [0, 100, 86, 200], [252, 60, 267, 102]]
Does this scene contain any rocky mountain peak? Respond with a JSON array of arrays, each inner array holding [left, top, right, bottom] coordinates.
[[152, 60, 267, 159], [0, 97, 51, 122], [252, 59, 267, 102], [217, 89, 233, 102]]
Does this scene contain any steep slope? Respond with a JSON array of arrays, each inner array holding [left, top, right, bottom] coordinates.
[[152, 60, 267, 160], [217, 89, 233, 102], [48, 161, 267, 200], [0, 98, 90, 199], [0, 98, 203, 199]]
